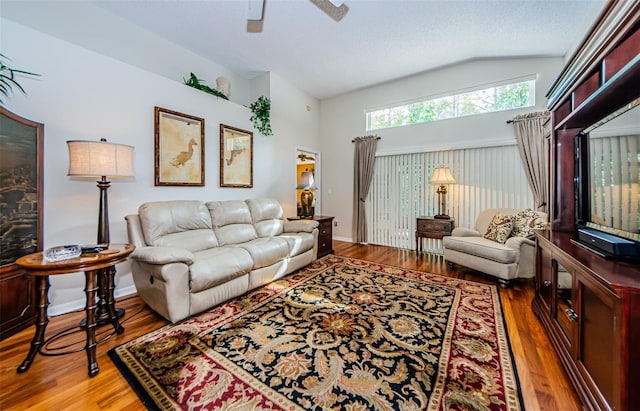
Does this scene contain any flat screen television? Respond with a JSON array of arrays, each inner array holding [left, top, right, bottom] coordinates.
[[574, 98, 640, 258]]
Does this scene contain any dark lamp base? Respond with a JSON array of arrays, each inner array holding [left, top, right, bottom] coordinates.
[[434, 214, 451, 220], [80, 307, 125, 327]]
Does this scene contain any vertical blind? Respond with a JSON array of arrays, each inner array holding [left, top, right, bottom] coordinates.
[[589, 135, 639, 233], [367, 144, 534, 253]]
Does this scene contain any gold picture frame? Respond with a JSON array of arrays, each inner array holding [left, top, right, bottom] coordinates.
[[220, 124, 253, 188], [154, 107, 205, 186]]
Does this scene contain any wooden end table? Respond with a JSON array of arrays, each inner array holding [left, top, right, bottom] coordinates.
[[14, 243, 135, 377], [415, 217, 454, 253]]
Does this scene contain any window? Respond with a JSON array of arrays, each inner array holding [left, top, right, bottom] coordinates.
[[366, 79, 535, 131]]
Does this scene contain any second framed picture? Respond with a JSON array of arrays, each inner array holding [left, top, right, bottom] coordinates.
[[154, 107, 205, 186], [220, 124, 253, 188]]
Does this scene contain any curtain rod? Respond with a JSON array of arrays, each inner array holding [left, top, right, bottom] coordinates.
[[352, 136, 381, 142], [506, 114, 549, 124]]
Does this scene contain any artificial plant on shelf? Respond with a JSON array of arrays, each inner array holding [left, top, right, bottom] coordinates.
[[183, 72, 228, 100], [249, 96, 273, 136], [0, 53, 40, 104]]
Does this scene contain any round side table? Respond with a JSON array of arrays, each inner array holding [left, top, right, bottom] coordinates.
[[15, 243, 135, 377]]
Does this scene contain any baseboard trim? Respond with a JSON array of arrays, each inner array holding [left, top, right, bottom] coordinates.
[[48, 285, 138, 317]]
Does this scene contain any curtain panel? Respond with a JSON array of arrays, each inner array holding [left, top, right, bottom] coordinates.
[[511, 110, 550, 213], [352, 136, 379, 243]]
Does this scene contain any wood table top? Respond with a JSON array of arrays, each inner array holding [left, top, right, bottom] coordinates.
[[15, 244, 135, 275]]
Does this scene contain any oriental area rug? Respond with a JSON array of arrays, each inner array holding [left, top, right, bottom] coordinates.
[[109, 255, 523, 411]]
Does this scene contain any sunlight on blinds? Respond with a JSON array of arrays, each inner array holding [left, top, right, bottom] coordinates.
[[366, 145, 534, 253]]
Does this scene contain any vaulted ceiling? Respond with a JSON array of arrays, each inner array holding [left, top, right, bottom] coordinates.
[[2, 0, 607, 100]]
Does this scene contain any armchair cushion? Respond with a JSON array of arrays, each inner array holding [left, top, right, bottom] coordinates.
[[483, 213, 515, 244], [450, 227, 482, 237], [443, 236, 518, 264]]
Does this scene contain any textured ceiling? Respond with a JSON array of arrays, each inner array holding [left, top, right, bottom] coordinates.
[[5, 0, 608, 100]]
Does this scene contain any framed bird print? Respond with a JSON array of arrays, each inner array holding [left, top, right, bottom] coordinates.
[[154, 107, 205, 186], [220, 124, 253, 188]]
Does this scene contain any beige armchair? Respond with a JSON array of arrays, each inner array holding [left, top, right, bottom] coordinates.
[[443, 208, 547, 287]]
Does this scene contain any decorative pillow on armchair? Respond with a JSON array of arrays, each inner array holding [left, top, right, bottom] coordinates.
[[483, 213, 515, 244], [511, 208, 546, 239]]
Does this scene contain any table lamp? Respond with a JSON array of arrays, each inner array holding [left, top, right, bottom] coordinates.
[[296, 171, 317, 218], [429, 167, 456, 219], [67, 138, 134, 324]]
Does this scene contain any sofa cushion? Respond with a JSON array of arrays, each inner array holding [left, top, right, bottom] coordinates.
[[207, 200, 258, 245], [238, 237, 289, 269], [278, 232, 316, 256], [284, 219, 319, 233], [483, 213, 515, 244], [511, 209, 546, 239], [246, 198, 285, 237], [138, 201, 217, 252], [190, 247, 253, 293], [443, 236, 518, 264]]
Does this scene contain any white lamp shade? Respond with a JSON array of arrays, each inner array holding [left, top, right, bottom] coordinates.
[[429, 167, 456, 185], [296, 171, 318, 190], [67, 140, 134, 178]]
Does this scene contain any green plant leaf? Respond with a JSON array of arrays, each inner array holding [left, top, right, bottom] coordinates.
[[0, 53, 39, 103], [249, 96, 273, 136], [183, 72, 229, 100]]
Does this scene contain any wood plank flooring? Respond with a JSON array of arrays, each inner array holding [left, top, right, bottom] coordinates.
[[0, 240, 581, 410]]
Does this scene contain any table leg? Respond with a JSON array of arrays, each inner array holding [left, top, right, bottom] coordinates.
[[17, 276, 49, 373], [84, 270, 99, 377], [80, 266, 124, 329], [104, 266, 124, 334]]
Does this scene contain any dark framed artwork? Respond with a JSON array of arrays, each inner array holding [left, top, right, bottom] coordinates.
[[154, 106, 205, 186], [0, 106, 43, 339], [220, 124, 253, 188], [0, 107, 44, 266]]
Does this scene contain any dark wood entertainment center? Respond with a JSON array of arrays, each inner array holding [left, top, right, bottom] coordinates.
[[532, 2, 640, 410]]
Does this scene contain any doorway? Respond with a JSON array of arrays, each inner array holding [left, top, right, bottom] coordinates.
[[296, 148, 321, 218]]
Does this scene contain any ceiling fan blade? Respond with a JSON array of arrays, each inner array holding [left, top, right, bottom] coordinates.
[[247, 0, 264, 20], [247, 19, 264, 33], [247, 0, 265, 33], [309, 0, 349, 22]]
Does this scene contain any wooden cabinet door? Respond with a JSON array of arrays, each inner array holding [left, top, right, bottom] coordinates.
[[576, 274, 622, 411], [0, 266, 36, 340], [536, 246, 554, 315]]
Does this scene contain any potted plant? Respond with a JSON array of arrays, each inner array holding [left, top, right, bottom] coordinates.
[[249, 96, 273, 136], [1, 53, 39, 103], [183, 72, 228, 100]]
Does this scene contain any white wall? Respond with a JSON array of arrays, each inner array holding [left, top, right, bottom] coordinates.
[[320, 57, 564, 240], [0, 1, 252, 107], [1, 19, 319, 314]]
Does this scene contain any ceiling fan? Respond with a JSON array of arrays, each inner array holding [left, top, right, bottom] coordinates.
[[247, 0, 349, 33], [297, 152, 315, 162]]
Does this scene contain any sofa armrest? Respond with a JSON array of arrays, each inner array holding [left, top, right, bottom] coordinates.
[[504, 236, 535, 250], [284, 219, 319, 233], [451, 227, 482, 237], [131, 246, 194, 265]]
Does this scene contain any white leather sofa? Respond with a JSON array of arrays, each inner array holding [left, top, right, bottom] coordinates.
[[443, 208, 547, 287], [125, 198, 319, 322]]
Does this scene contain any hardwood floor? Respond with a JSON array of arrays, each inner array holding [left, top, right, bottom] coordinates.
[[0, 240, 580, 410]]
